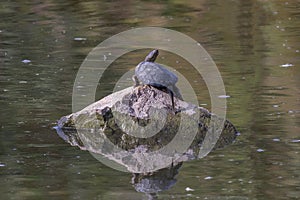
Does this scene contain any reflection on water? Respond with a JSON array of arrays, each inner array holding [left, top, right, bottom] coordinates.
[[0, 0, 299, 199]]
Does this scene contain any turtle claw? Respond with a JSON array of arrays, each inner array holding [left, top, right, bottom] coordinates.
[[174, 109, 181, 115]]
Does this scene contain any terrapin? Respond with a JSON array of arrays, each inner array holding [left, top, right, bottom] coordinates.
[[133, 49, 182, 109]]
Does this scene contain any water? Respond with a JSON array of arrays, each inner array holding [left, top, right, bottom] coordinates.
[[1, 0, 299, 199]]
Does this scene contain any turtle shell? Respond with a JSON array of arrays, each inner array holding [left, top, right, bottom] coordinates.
[[135, 61, 178, 87]]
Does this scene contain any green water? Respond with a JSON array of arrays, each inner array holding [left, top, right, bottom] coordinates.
[[1, 0, 299, 199]]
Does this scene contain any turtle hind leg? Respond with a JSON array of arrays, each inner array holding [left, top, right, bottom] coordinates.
[[148, 84, 175, 112], [168, 88, 175, 111]]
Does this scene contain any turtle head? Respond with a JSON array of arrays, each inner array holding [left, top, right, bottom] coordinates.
[[144, 49, 159, 62]]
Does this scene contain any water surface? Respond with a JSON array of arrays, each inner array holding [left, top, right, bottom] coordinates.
[[1, 0, 299, 199]]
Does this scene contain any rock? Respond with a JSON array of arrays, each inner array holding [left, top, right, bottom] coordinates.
[[55, 85, 239, 172]]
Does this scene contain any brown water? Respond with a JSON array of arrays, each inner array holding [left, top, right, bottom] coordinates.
[[1, 0, 299, 199]]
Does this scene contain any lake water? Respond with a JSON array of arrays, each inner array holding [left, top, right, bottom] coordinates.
[[1, 0, 299, 199]]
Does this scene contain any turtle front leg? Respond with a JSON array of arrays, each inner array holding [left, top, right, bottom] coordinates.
[[132, 75, 140, 87]]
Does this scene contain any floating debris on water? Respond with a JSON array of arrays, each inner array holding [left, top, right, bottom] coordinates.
[[257, 148, 265, 152], [19, 81, 28, 84], [291, 139, 300, 143], [204, 176, 213, 180], [273, 138, 280, 142], [185, 187, 195, 192], [218, 95, 230, 98], [280, 63, 293, 68], [0, 163, 5, 167], [74, 37, 87, 41], [22, 59, 31, 63]]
